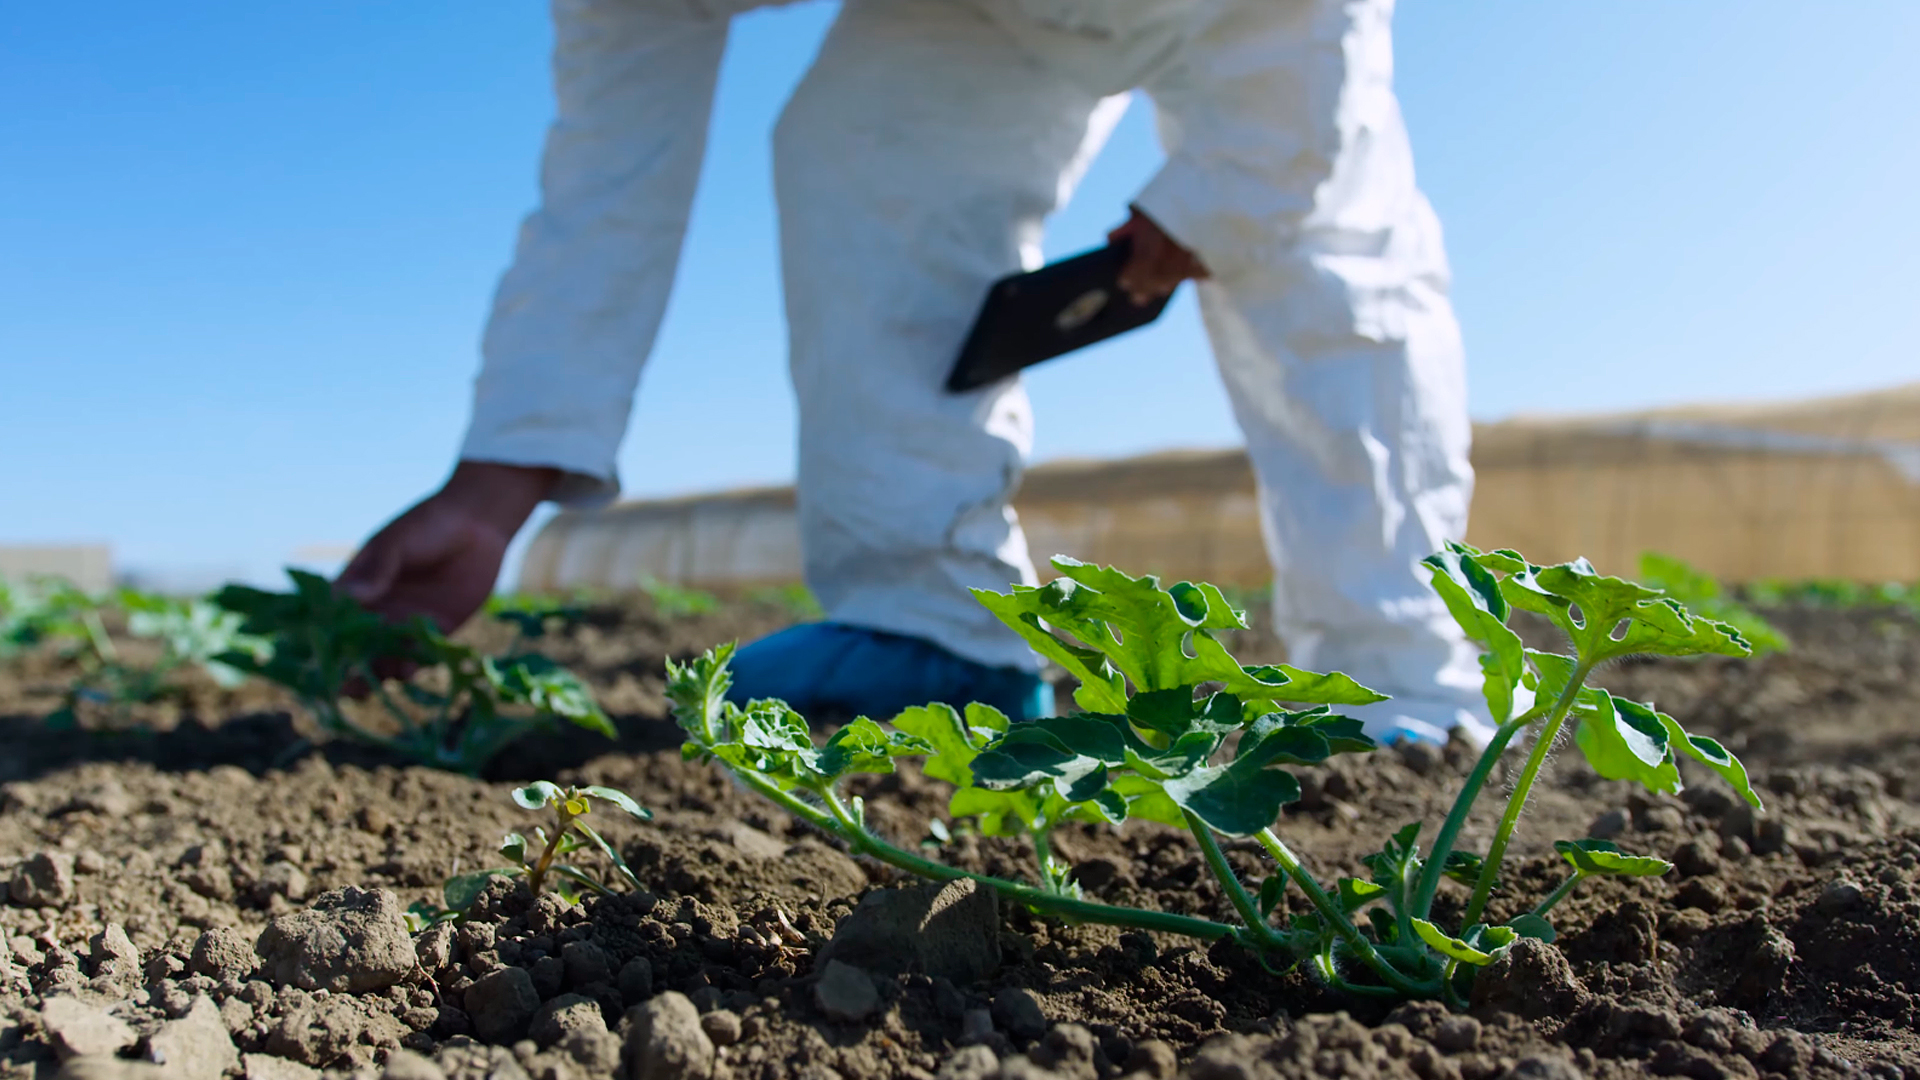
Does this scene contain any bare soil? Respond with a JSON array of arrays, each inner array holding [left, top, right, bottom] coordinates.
[[3, 597, 1919, 1080]]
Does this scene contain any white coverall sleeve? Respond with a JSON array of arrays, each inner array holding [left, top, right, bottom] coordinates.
[[458, 0, 730, 507], [1138, 1, 1489, 743]]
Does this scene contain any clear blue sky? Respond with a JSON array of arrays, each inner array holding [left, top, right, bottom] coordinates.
[[4, 2, 1917, 589]]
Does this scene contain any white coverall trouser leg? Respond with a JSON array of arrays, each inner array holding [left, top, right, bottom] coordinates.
[[464, 0, 1488, 741]]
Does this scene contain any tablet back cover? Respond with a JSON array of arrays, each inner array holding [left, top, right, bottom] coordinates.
[[945, 241, 1174, 392]]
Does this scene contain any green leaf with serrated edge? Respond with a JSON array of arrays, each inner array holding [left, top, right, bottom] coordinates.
[[1425, 543, 1528, 723], [891, 703, 986, 787], [1603, 597, 1751, 663], [1163, 761, 1302, 837], [1109, 774, 1184, 827], [494, 654, 615, 737], [665, 643, 736, 744], [1507, 913, 1557, 943], [1296, 712, 1376, 754], [1646, 706, 1764, 809], [1411, 918, 1496, 966], [1236, 716, 1334, 769], [971, 583, 1128, 713], [1534, 559, 1666, 651], [1338, 877, 1388, 913], [512, 781, 563, 810], [580, 785, 651, 821], [1360, 822, 1423, 918], [1554, 839, 1673, 877], [974, 558, 1384, 712], [1258, 874, 1288, 917], [444, 868, 518, 912], [499, 832, 528, 864], [1574, 691, 1682, 796], [903, 702, 1036, 837], [817, 718, 933, 778]]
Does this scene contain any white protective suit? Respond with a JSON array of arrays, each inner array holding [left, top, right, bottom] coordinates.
[[462, 0, 1489, 743]]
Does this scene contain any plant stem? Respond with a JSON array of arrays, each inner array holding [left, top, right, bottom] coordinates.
[[1410, 714, 1528, 921], [527, 811, 572, 895], [726, 766, 1240, 942], [1184, 811, 1282, 947], [1256, 829, 1428, 997], [1531, 873, 1582, 919], [1461, 660, 1593, 927]]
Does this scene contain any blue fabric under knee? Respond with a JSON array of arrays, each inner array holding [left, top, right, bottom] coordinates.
[[725, 622, 1051, 722]]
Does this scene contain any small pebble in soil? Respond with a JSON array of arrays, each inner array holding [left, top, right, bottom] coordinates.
[[814, 960, 880, 1023], [1587, 808, 1631, 839], [1433, 1015, 1481, 1053], [1816, 878, 1865, 915], [991, 987, 1047, 1042], [698, 1009, 742, 1047]]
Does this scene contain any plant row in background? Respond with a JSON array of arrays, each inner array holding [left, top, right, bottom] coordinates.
[[671, 545, 1764, 1005]]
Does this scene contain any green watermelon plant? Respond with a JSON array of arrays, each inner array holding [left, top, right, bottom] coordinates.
[[669, 543, 1762, 1003], [411, 780, 652, 928], [214, 570, 614, 774]]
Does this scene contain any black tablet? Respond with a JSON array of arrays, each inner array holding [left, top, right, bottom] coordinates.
[[944, 239, 1175, 393]]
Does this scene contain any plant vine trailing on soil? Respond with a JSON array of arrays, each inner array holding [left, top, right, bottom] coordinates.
[[669, 543, 1764, 1005], [213, 571, 615, 774]]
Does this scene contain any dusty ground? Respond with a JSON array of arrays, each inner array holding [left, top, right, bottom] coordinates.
[[2, 595, 1919, 1080]]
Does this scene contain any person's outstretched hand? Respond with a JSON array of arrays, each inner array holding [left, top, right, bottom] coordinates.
[[1110, 206, 1210, 306], [336, 462, 559, 634]]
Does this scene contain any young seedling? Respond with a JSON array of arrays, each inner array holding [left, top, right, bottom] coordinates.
[[638, 577, 721, 619], [1, 577, 266, 728], [673, 545, 1762, 1004], [214, 570, 615, 774], [485, 594, 593, 652], [415, 781, 652, 928]]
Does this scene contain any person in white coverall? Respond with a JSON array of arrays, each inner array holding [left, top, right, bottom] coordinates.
[[338, 0, 1488, 745]]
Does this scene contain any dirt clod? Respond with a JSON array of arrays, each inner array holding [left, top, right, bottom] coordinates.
[[528, 993, 604, 1049], [991, 988, 1046, 1043], [465, 966, 541, 1045], [42, 997, 136, 1060], [1470, 940, 1586, 1021], [265, 996, 363, 1067], [817, 878, 1000, 983], [697, 1010, 740, 1047], [189, 927, 256, 985], [10, 850, 75, 907], [622, 991, 713, 1080], [814, 960, 880, 1024], [145, 995, 239, 1080], [254, 887, 415, 993]]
